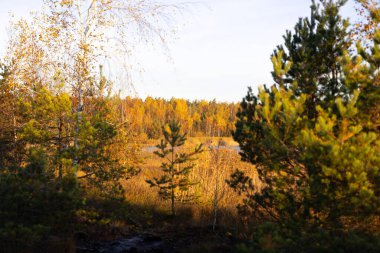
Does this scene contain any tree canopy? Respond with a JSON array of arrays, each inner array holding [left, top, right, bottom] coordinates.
[[231, 0, 380, 251]]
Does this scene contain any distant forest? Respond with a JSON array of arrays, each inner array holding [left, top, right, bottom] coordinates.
[[123, 97, 239, 139]]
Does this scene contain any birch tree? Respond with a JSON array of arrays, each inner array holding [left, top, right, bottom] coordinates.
[[2, 0, 182, 179]]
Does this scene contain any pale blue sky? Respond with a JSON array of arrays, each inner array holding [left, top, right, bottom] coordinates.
[[0, 0, 357, 102]]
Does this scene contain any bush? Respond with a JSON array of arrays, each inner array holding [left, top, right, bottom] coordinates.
[[236, 222, 380, 253], [0, 162, 81, 250]]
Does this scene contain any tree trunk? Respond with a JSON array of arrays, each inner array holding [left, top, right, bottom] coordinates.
[[57, 116, 63, 182], [73, 86, 82, 174], [171, 148, 176, 216], [171, 184, 176, 216]]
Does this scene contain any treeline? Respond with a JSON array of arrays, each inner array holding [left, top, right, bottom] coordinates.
[[123, 97, 239, 139]]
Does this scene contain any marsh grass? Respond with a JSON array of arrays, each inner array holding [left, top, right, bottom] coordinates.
[[123, 139, 259, 232]]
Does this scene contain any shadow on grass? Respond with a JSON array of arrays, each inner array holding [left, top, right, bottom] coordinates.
[[0, 197, 243, 253], [75, 197, 243, 253]]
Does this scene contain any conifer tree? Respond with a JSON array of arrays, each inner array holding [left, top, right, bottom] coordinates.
[[272, 0, 350, 118], [146, 121, 203, 216], [231, 1, 380, 250], [343, 6, 380, 133]]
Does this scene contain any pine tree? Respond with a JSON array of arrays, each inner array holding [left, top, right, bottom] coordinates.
[[231, 1, 380, 250], [272, 0, 350, 118], [146, 121, 203, 216], [343, 6, 380, 133]]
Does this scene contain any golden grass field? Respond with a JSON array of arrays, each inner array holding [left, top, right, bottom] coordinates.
[[141, 137, 239, 147], [123, 137, 260, 231]]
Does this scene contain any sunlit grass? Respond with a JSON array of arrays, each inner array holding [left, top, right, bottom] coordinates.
[[123, 146, 258, 229]]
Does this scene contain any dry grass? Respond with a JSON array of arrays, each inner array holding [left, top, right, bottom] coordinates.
[[142, 137, 238, 147], [123, 142, 260, 230]]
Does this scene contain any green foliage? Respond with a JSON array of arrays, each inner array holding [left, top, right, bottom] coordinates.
[[236, 222, 380, 253], [76, 116, 125, 199], [146, 121, 203, 216], [231, 0, 380, 252], [272, 0, 350, 118], [0, 150, 81, 250], [75, 94, 141, 200], [0, 55, 141, 249], [343, 28, 380, 132]]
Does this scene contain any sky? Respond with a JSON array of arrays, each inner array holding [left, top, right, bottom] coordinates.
[[0, 0, 358, 102]]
